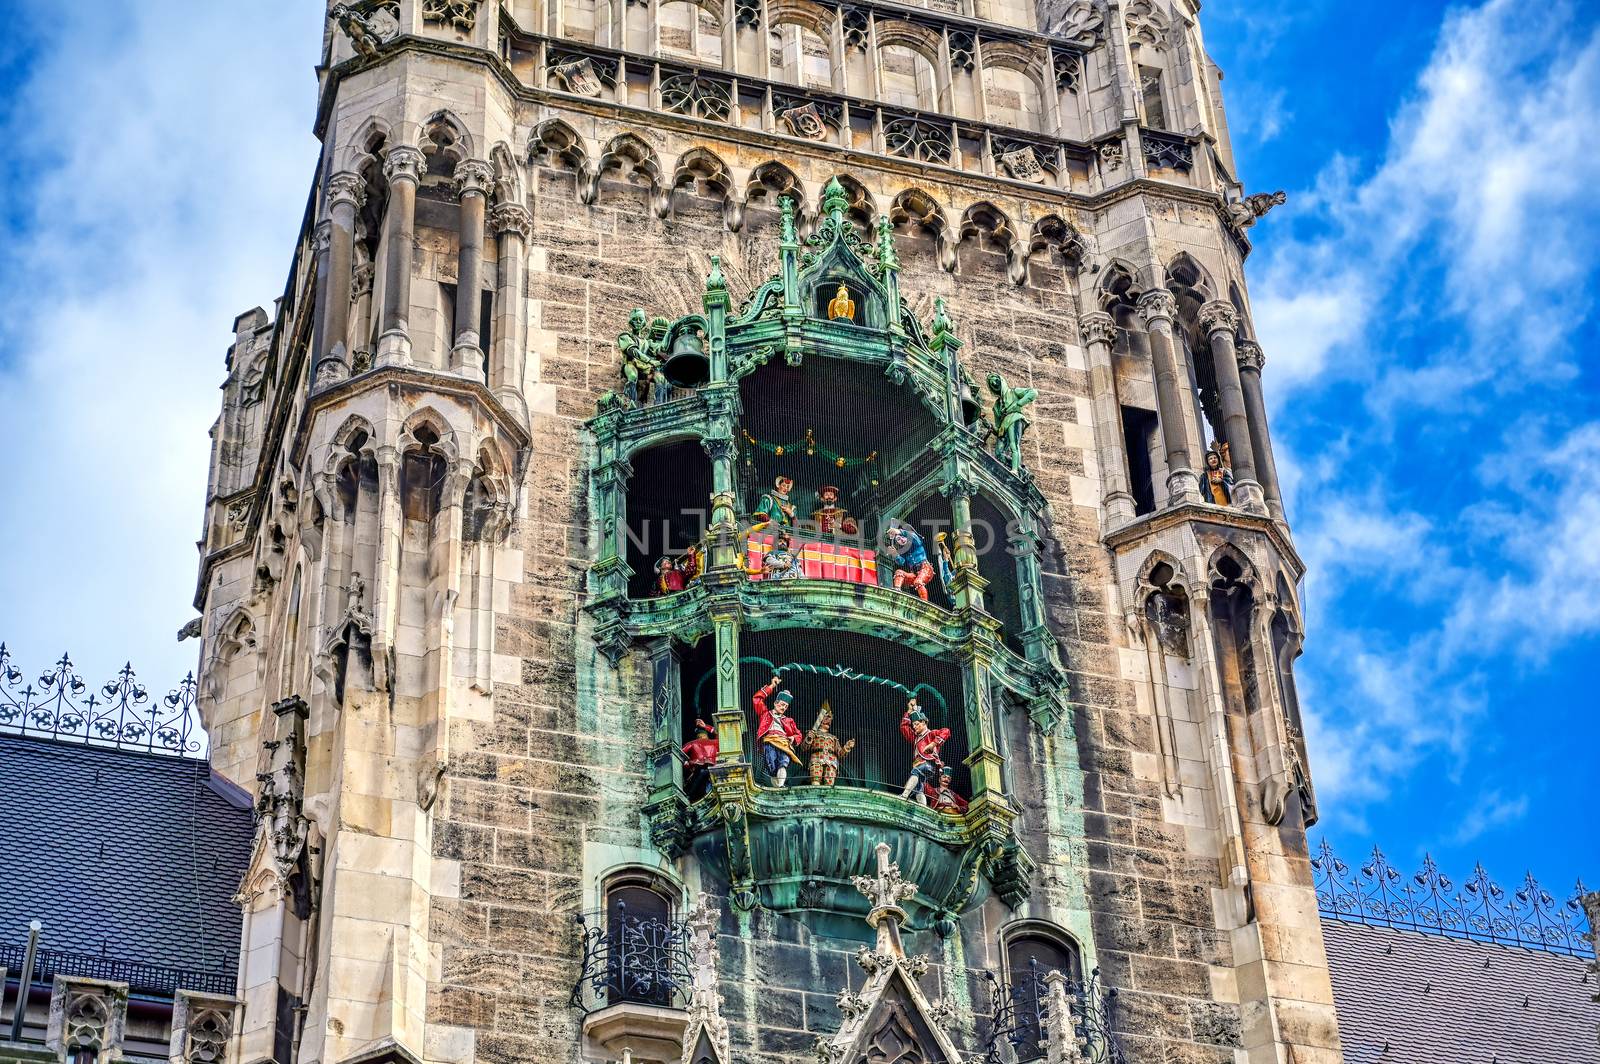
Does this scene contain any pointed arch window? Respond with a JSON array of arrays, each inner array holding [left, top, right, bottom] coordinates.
[[1001, 925, 1084, 1061]]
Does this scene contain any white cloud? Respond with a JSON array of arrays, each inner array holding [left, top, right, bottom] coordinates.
[[1255, 0, 1600, 403], [1447, 421, 1600, 658], [1249, 0, 1600, 821], [1449, 789, 1531, 845], [0, 3, 322, 689]]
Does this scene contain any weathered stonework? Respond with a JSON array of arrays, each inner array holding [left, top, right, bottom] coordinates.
[[191, 1, 1340, 1063]]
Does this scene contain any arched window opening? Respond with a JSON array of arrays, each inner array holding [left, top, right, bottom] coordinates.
[[400, 426, 449, 524], [738, 357, 940, 541], [983, 66, 1043, 133], [596, 872, 684, 1008], [683, 627, 972, 800], [419, 116, 469, 181], [1002, 927, 1084, 1062], [768, 23, 832, 87], [970, 494, 1024, 650], [879, 44, 939, 111], [627, 439, 713, 600], [659, 1, 723, 63]]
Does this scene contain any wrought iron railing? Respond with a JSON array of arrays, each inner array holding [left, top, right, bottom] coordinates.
[[569, 905, 694, 1015], [0, 943, 236, 997], [0, 644, 205, 758], [1312, 838, 1594, 958], [983, 963, 1125, 1064]]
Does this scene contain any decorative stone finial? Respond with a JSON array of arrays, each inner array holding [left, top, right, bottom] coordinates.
[[779, 195, 798, 245], [821, 177, 849, 222], [852, 842, 918, 938], [931, 298, 953, 342], [875, 215, 899, 271]]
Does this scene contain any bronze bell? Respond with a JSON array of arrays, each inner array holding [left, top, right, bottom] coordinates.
[[662, 326, 710, 388], [956, 373, 982, 427]]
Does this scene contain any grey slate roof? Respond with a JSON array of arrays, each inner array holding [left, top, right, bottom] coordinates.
[[1323, 916, 1600, 1063], [0, 733, 254, 985]]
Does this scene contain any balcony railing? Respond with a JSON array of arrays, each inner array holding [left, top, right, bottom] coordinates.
[[0, 942, 236, 997], [0, 644, 206, 758], [1312, 837, 1595, 958], [506, 31, 1114, 190], [984, 963, 1125, 1064], [569, 905, 694, 1016]]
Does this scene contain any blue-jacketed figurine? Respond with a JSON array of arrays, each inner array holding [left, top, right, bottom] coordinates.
[[887, 524, 935, 602]]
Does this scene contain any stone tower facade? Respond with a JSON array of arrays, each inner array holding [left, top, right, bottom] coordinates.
[[193, 0, 1338, 1062]]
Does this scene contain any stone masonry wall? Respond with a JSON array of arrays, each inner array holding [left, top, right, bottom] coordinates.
[[420, 129, 1247, 1063]]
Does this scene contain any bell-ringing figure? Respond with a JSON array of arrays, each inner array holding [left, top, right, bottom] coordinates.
[[617, 309, 658, 407]]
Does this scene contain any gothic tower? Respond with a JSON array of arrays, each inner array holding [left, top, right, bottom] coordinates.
[[193, 0, 1338, 1062]]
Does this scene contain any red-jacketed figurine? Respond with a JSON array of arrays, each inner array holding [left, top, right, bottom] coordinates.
[[682, 718, 719, 797], [655, 556, 687, 595], [923, 765, 968, 814], [898, 697, 951, 805], [753, 675, 805, 788]]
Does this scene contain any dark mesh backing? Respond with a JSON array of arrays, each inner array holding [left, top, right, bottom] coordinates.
[[685, 626, 971, 798]]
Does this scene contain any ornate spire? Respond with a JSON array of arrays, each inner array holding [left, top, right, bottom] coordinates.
[[875, 215, 899, 272], [681, 892, 730, 1063], [821, 176, 849, 222], [779, 195, 798, 245], [853, 842, 918, 940], [815, 842, 963, 1064]]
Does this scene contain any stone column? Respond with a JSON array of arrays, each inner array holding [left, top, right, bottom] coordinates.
[[1236, 341, 1284, 520], [309, 220, 334, 380], [488, 201, 531, 418], [350, 261, 375, 370], [1079, 310, 1137, 527], [451, 159, 493, 381], [376, 145, 424, 366], [316, 172, 365, 385], [370, 445, 402, 692], [1185, 583, 1250, 907], [1136, 289, 1200, 505], [1198, 301, 1266, 513]]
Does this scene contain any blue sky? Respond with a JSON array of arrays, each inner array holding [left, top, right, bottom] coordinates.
[[0, 1, 1595, 898]]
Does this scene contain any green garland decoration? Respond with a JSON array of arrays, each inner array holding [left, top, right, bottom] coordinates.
[[693, 656, 950, 719], [742, 428, 880, 474]]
